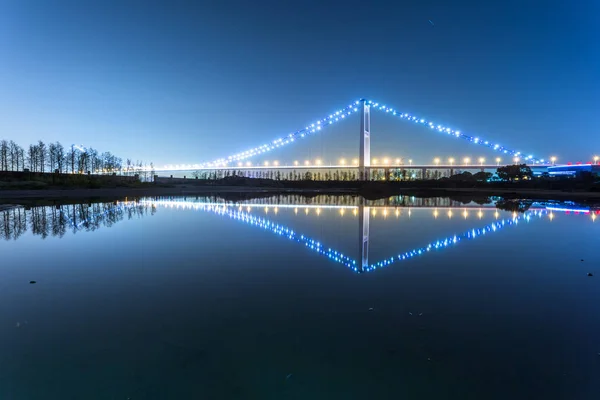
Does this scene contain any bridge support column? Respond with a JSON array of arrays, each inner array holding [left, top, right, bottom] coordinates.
[[358, 205, 370, 272], [359, 100, 371, 180]]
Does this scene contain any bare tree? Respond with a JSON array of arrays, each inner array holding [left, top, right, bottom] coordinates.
[[0, 140, 8, 171], [48, 142, 57, 172], [55, 142, 65, 173], [8, 141, 18, 171], [28, 144, 38, 171], [37, 140, 46, 173]]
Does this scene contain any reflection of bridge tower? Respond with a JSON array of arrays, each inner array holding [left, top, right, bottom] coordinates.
[[359, 100, 371, 180], [358, 205, 370, 271]]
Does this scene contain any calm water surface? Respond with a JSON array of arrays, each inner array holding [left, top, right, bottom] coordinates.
[[1, 195, 599, 399]]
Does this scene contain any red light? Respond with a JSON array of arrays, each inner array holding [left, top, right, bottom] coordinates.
[[596, 210, 600, 215], [567, 162, 572, 165], [565, 211, 570, 214], [574, 211, 579, 215]]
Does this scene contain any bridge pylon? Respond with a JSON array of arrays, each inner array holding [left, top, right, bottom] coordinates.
[[359, 99, 371, 180]]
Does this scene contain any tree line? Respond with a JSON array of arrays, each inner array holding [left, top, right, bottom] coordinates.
[[0, 201, 155, 241], [0, 139, 154, 177]]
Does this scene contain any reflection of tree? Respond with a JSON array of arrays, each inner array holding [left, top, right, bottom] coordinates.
[[495, 199, 533, 213], [0, 201, 154, 241]]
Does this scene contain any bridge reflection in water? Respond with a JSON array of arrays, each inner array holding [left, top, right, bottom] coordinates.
[[2, 197, 596, 273], [141, 197, 598, 273]]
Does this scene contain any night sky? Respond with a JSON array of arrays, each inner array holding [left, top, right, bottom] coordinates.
[[1, 0, 598, 167]]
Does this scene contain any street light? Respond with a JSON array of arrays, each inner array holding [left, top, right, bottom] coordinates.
[[373, 158, 379, 165], [246, 161, 252, 166], [294, 160, 299, 166], [340, 158, 346, 165], [273, 160, 279, 166], [264, 161, 269, 166], [463, 157, 470, 166], [434, 158, 440, 166], [496, 157, 501, 166], [352, 158, 358, 165], [409, 159, 413, 166], [550, 156, 557, 165], [395, 158, 401, 165], [594, 155, 599, 165], [513, 157, 520, 164], [448, 157, 454, 166], [383, 158, 389, 165], [315, 159, 322, 166], [479, 157, 485, 166], [304, 160, 310, 166]]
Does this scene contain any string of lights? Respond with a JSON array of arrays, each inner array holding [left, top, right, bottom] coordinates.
[[365, 210, 546, 272], [193, 98, 545, 169], [146, 199, 550, 273], [367, 100, 544, 164]]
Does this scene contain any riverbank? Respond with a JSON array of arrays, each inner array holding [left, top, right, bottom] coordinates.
[[1, 184, 600, 203]]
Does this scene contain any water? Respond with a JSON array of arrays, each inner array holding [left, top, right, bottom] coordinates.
[[1, 195, 599, 399]]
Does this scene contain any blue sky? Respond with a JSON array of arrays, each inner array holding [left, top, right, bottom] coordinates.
[[1, 0, 598, 167]]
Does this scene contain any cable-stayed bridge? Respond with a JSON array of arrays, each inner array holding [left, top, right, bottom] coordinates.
[[158, 99, 583, 177]]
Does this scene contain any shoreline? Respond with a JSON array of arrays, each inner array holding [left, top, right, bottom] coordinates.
[[1, 185, 600, 203]]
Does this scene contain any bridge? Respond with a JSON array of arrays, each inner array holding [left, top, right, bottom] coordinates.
[[156, 98, 595, 178]]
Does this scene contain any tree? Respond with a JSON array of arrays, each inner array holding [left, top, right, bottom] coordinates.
[[37, 140, 46, 172], [496, 164, 533, 182], [8, 141, 19, 171], [55, 142, 65, 173], [473, 171, 492, 182], [0, 140, 8, 171], [28, 144, 37, 171]]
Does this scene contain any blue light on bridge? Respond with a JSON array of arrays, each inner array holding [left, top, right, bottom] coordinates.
[[188, 98, 543, 170]]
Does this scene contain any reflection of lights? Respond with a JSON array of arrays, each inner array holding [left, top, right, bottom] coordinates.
[[383, 209, 388, 218], [478, 210, 483, 219], [274, 207, 278, 215], [339, 209, 345, 216], [246, 206, 251, 213], [316, 208, 321, 216], [372, 209, 377, 217], [353, 208, 358, 216], [294, 207, 298, 215], [264, 207, 269, 214], [549, 212, 554, 221], [408, 209, 412, 217], [494, 211, 499, 219], [447, 210, 453, 219], [463, 209, 469, 219], [433, 209, 439, 218], [395, 209, 400, 217], [305, 208, 309, 215], [592, 213, 597, 222], [141, 199, 554, 273], [365, 210, 546, 272]]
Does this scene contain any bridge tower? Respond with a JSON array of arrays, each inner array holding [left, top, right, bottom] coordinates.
[[359, 100, 371, 180]]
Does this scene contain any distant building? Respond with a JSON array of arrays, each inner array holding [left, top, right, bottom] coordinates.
[[547, 164, 600, 177]]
